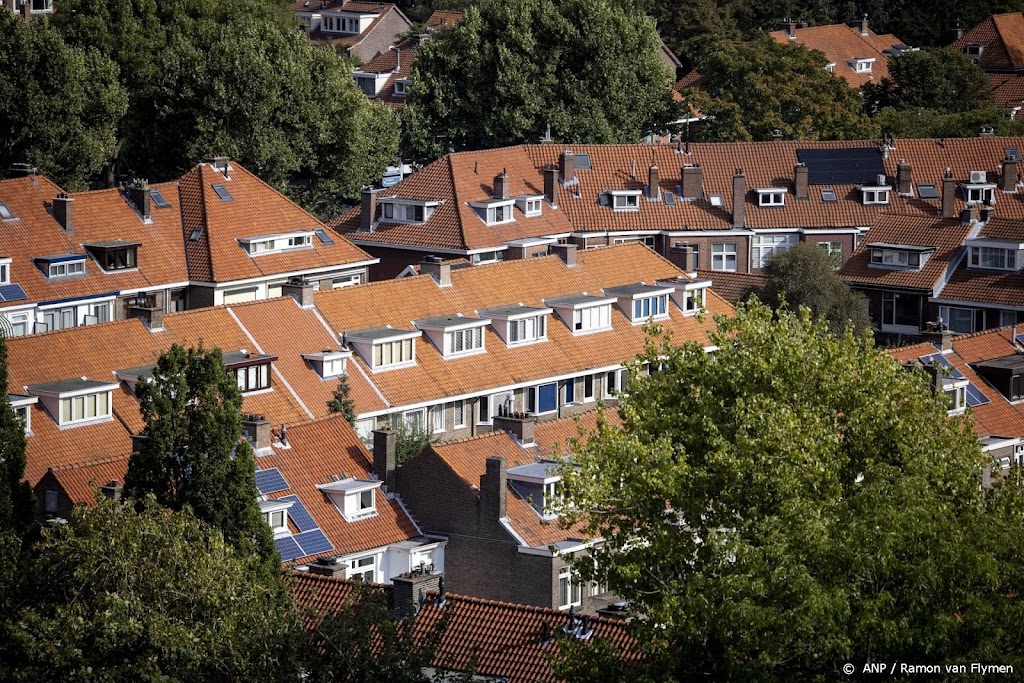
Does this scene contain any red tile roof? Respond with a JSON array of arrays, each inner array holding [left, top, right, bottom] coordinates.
[[989, 73, 1024, 108], [309, 5, 410, 53], [49, 456, 131, 507], [424, 9, 462, 29], [357, 39, 417, 109], [950, 13, 1024, 72], [694, 269, 764, 304], [770, 23, 906, 88], [286, 571, 363, 628]]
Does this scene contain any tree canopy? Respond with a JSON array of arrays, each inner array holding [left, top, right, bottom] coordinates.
[[687, 36, 876, 142], [559, 303, 1024, 679], [123, 343, 277, 570], [863, 48, 993, 114], [0, 333, 30, 536], [402, 0, 677, 162], [0, 495, 299, 681], [327, 375, 358, 426], [759, 241, 871, 335]]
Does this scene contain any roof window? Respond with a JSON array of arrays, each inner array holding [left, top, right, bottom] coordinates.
[[150, 188, 171, 209], [604, 283, 673, 324], [860, 186, 890, 205], [301, 349, 352, 380], [345, 326, 420, 371], [240, 231, 314, 256], [211, 184, 232, 202], [317, 478, 382, 522], [0, 202, 15, 221], [868, 244, 934, 270], [966, 44, 984, 59], [545, 294, 615, 335], [821, 189, 837, 201], [917, 184, 940, 199]]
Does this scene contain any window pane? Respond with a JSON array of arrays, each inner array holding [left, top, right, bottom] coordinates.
[[97, 391, 108, 416]]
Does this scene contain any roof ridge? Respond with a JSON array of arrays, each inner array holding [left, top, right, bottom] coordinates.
[[8, 315, 145, 343], [51, 453, 132, 472], [952, 324, 1017, 343], [437, 591, 630, 626], [431, 429, 510, 448]]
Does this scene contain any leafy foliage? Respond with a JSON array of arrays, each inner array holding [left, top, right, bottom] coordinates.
[[123, 343, 277, 570], [759, 242, 872, 335], [875, 106, 1024, 139], [0, 12, 128, 189], [393, 419, 438, 466], [688, 36, 876, 141], [863, 48, 993, 114], [558, 303, 1024, 679], [0, 334, 30, 536], [403, 0, 676, 163], [327, 375, 358, 426], [0, 496, 300, 681]]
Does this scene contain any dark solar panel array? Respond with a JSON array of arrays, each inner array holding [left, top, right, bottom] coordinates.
[[966, 384, 990, 407], [294, 529, 333, 556], [0, 284, 28, 303], [314, 229, 334, 245], [275, 535, 303, 562], [920, 353, 965, 379], [255, 468, 289, 495], [279, 494, 317, 532], [796, 148, 885, 185], [575, 154, 592, 171]]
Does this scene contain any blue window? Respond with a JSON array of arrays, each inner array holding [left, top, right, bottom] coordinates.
[[564, 379, 575, 403], [530, 383, 557, 413], [633, 296, 667, 320]]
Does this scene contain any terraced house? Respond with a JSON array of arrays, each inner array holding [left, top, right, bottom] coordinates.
[[332, 136, 1024, 280]]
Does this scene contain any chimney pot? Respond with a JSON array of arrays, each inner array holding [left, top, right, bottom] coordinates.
[[559, 149, 576, 184], [859, 14, 869, 35], [493, 170, 510, 200], [647, 163, 660, 200], [941, 170, 957, 219], [420, 256, 452, 286], [794, 163, 809, 200], [53, 192, 73, 232], [360, 186, 380, 232], [1001, 157, 1019, 193], [549, 242, 577, 267]]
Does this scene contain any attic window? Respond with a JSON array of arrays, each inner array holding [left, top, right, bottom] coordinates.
[[917, 184, 940, 199], [514, 195, 543, 216], [966, 44, 983, 59], [821, 189, 837, 201], [301, 350, 351, 379], [608, 190, 641, 211], [150, 188, 170, 209], [26, 379, 117, 428], [380, 200, 436, 224], [189, 228, 203, 241], [42, 256, 86, 278], [575, 154, 592, 171], [852, 58, 874, 72], [316, 478, 381, 522], [223, 351, 277, 393], [756, 188, 786, 207], [709, 195, 724, 207], [393, 79, 409, 96], [0, 202, 15, 221], [869, 246, 932, 269], [89, 244, 139, 271], [861, 186, 890, 205], [241, 232, 314, 256], [211, 184, 233, 202]]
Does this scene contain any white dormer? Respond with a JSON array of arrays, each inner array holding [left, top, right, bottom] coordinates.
[[962, 173, 996, 204], [967, 238, 1024, 271], [354, 71, 391, 97], [379, 198, 440, 224], [317, 478, 382, 522], [514, 195, 543, 217], [345, 326, 420, 371], [239, 231, 314, 256], [507, 461, 562, 518], [479, 304, 552, 347], [302, 348, 353, 380], [321, 10, 377, 34], [0, 257, 11, 285], [850, 57, 875, 72], [604, 283, 673, 324], [544, 294, 615, 335], [868, 243, 935, 270], [414, 315, 491, 359], [942, 375, 970, 416], [26, 378, 116, 428], [259, 498, 294, 536], [9, 394, 37, 435], [223, 350, 277, 394], [393, 78, 410, 97], [657, 277, 712, 316], [468, 198, 516, 225], [860, 184, 890, 205], [607, 190, 642, 211], [756, 188, 786, 207], [37, 254, 86, 279]]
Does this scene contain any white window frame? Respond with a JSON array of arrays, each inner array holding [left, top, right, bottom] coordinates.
[[610, 191, 641, 211], [583, 374, 595, 402], [47, 260, 85, 278], [234, 363, 271, 393], [347, 554, 377, 582], [527, 382, 558, 415], [445, 326, 485, 357], [58, 390, 112, 426], [756, 189, 785, 207], [711, 243, 738, 271], [751, 234, 797, 269], [572, 304, 612, 334], [963, 185, 995, 205], [631, 295, 669, 323], [263, 509, 289, 534], [683, 287, 707, 315], [402, 408, 425, 432], [939, 306, 976, 334], [970, 246, 1017, 271], [372, 338, 416, 370], [558, 567, 582, 609], [486, 203, 515, 225], [0, 258, 11, 284], [603, 369, 621, 398], [507, 314, 547, 346], [432, 404, 445, 433], [452, 399, 466, 428], [861, 187, 890, 205]]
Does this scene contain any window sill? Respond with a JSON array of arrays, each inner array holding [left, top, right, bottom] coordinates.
[[371, 361, 417, 373], [571, 326, 613, 336], [57, 415, 114, 430]]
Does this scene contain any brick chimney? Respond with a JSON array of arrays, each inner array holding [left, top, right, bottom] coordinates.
[[1001, 157, 1019, 193], [941, 168, 957, 219], [780, 18, 797, 39], [281, 278, 315, 308], [481, 456, 507, 519], [559, 149, 575, 183], [543, 166, 559, 207], [681, 164, 702, 200], [420, 255, 451, 286], [647, 163, 660, 200], [100, 480, 123, 501], [53, 192, 73, 232], [306, 557, 346, 578], [896, 160, 913, 195], [129, 179, 151, 220], [359, 187, 379, 232], [732, 169, 746, 228], [373, 426, 397, 494], [550, 242, 577, 267], [960, 206, 979, 224], [129, 303, 165, 331], [20, 0, 30, 20], [493, 413, 536, 446], [669, 243, 697, 272], [857, 14, 869, 35], [793, 163, 809, 200], [493, 169, 510, 200], [241, 413, 272, 454], [391, 568, 443, 618]]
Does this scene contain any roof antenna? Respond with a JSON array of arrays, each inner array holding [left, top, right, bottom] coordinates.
[[474, 161, 478, 174], [280, 423, 288, 447]]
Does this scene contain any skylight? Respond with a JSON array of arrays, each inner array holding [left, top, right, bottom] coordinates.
[[821, 189, 837, 201], [1007, 148, 1021, 163], [314, 229, 335, 245], [211, 183, 232, 202], [0, 202, 14, 221], [150, 188, 170, 209], [575, 153, 592, 170], [709, 195, 723, 207], [917, 184, 940, 199], [189, 228, 203, 241]]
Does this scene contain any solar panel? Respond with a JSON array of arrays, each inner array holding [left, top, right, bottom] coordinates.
[[274, 535, 303, 562], [917, 184, 940, 199], [919, 353, 965, 379], [279, 494, 317, 532], [1006, 148, 1021, 163], [574, 154, 592, 171], [966, 383, 990, 407], [664, 191, 676, 206], [211, 183, 233, 201], [150, 188, 170, 209], [314, 229, 335, 245], [294, 529, 333, 556], [0, 284, 28, 303], [796, 148, 885, 185], [1016, 333, 1024, 347], [255, 468, 289, 495]]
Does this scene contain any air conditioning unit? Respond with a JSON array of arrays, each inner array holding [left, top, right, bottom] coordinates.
[[969, 170, 987, 183], [877, 174, 887, 186]]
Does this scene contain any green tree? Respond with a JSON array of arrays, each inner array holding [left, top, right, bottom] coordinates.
[[875, 106, 1024, 139], [759, 241, 871, 335], [0, 12, 127, 189], [403, 0, 676, 163], [327, 375, 358, 426], [558, 303, 1024, 680], [0, 334, 31, 535], [687, 36, 877, 141], [0, 495, 300, 681], [123, 343, 276, 568], [394, 420, 437, 466], [863, 48, 993, 114]]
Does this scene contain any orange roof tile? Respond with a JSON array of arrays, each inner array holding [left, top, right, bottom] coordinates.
[[49, 457, 131, 507], [424, 9, 461, 29], [694, 269, 764, 304], [769, 23, 906, 88], [989, 73, 1024, 108], [286, 571, 363, 628], [950, 13, 1024, 72]]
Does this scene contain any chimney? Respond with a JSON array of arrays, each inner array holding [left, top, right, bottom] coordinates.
[[681, 164, 702, 200], [858, 14, 869, 36], [359, 186, 379, 232], [550, 242, 577, 268], [669, 243, 697, 272], [20, 0, 30, 20], [480, 456, 507, 519], [794, 163, 809, 200], [129, 304, 165, 331], [53, 192, 73, 232], [391, 568, 443, 618], [99, 480, 123, 501], [771, 129, 783, 142], [732, 169, 746, 228], [492, 413, 536, 446], [960, 205, 979, 224], [373, 426, 397, 494], [780, 18, 797, 39], [543, 166, 559, 207], [953, 24, 964, 41], [941, 168, 957, 218], [281, 278, 315, 308], [1001, 157, 1018, 193], [420, 255, 452, 286], [129, 179, 151, 220], [979, 127, 995, 137], [413, 32, 430, 46], [896, 160, 913, 195], [559, 149, 575, 183], [647, 163, 660, 200], [493, 169, 510, 200], [923, 325, 954, 352], [306, 557, 346, 578], [980, 204, 995, 223], [210, 155, 231, 177], [241, 413, 272, 454]]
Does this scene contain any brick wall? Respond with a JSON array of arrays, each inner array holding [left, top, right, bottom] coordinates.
[[348, 9, 412, 64]]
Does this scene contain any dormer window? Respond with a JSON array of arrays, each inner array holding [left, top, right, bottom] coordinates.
[[9, 394, 37, 435], [85, 241, 140, 271], [962, 179, 995, 205], [507, 461, 563, 518], [414, 315, 489, 359], [26, 379, 116, 428], [658, 277, 712, 316], [851, 58, 874, 72], [479, 304, 552, 347], [546, 295, 614, 335], [966, 44, 984, 59], [316, 478, 382, 522], [514, 195, 543, 216], [943, 377, 969, 416], [968, 243, 1020, 271], [604, 283, 673, 324], [860, 186, 890, 205], [259, 498, 293, 535], [222, 350, 277, 393], [346, 327, 420, 371], [240, 231, 314, 256], [868, 244, 933, 270], [0, 257, 11, 284], [469, 198, 516, 225], [608, 190, 641, 211], [301, 349, 352, 379], [380, 199, 437, 224], [393, 79, 409, 96], [972, 354, 1024, 401], [323, 14, 366, 33], [756, 189, 786, 207], [38, 255, 86, 279]]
